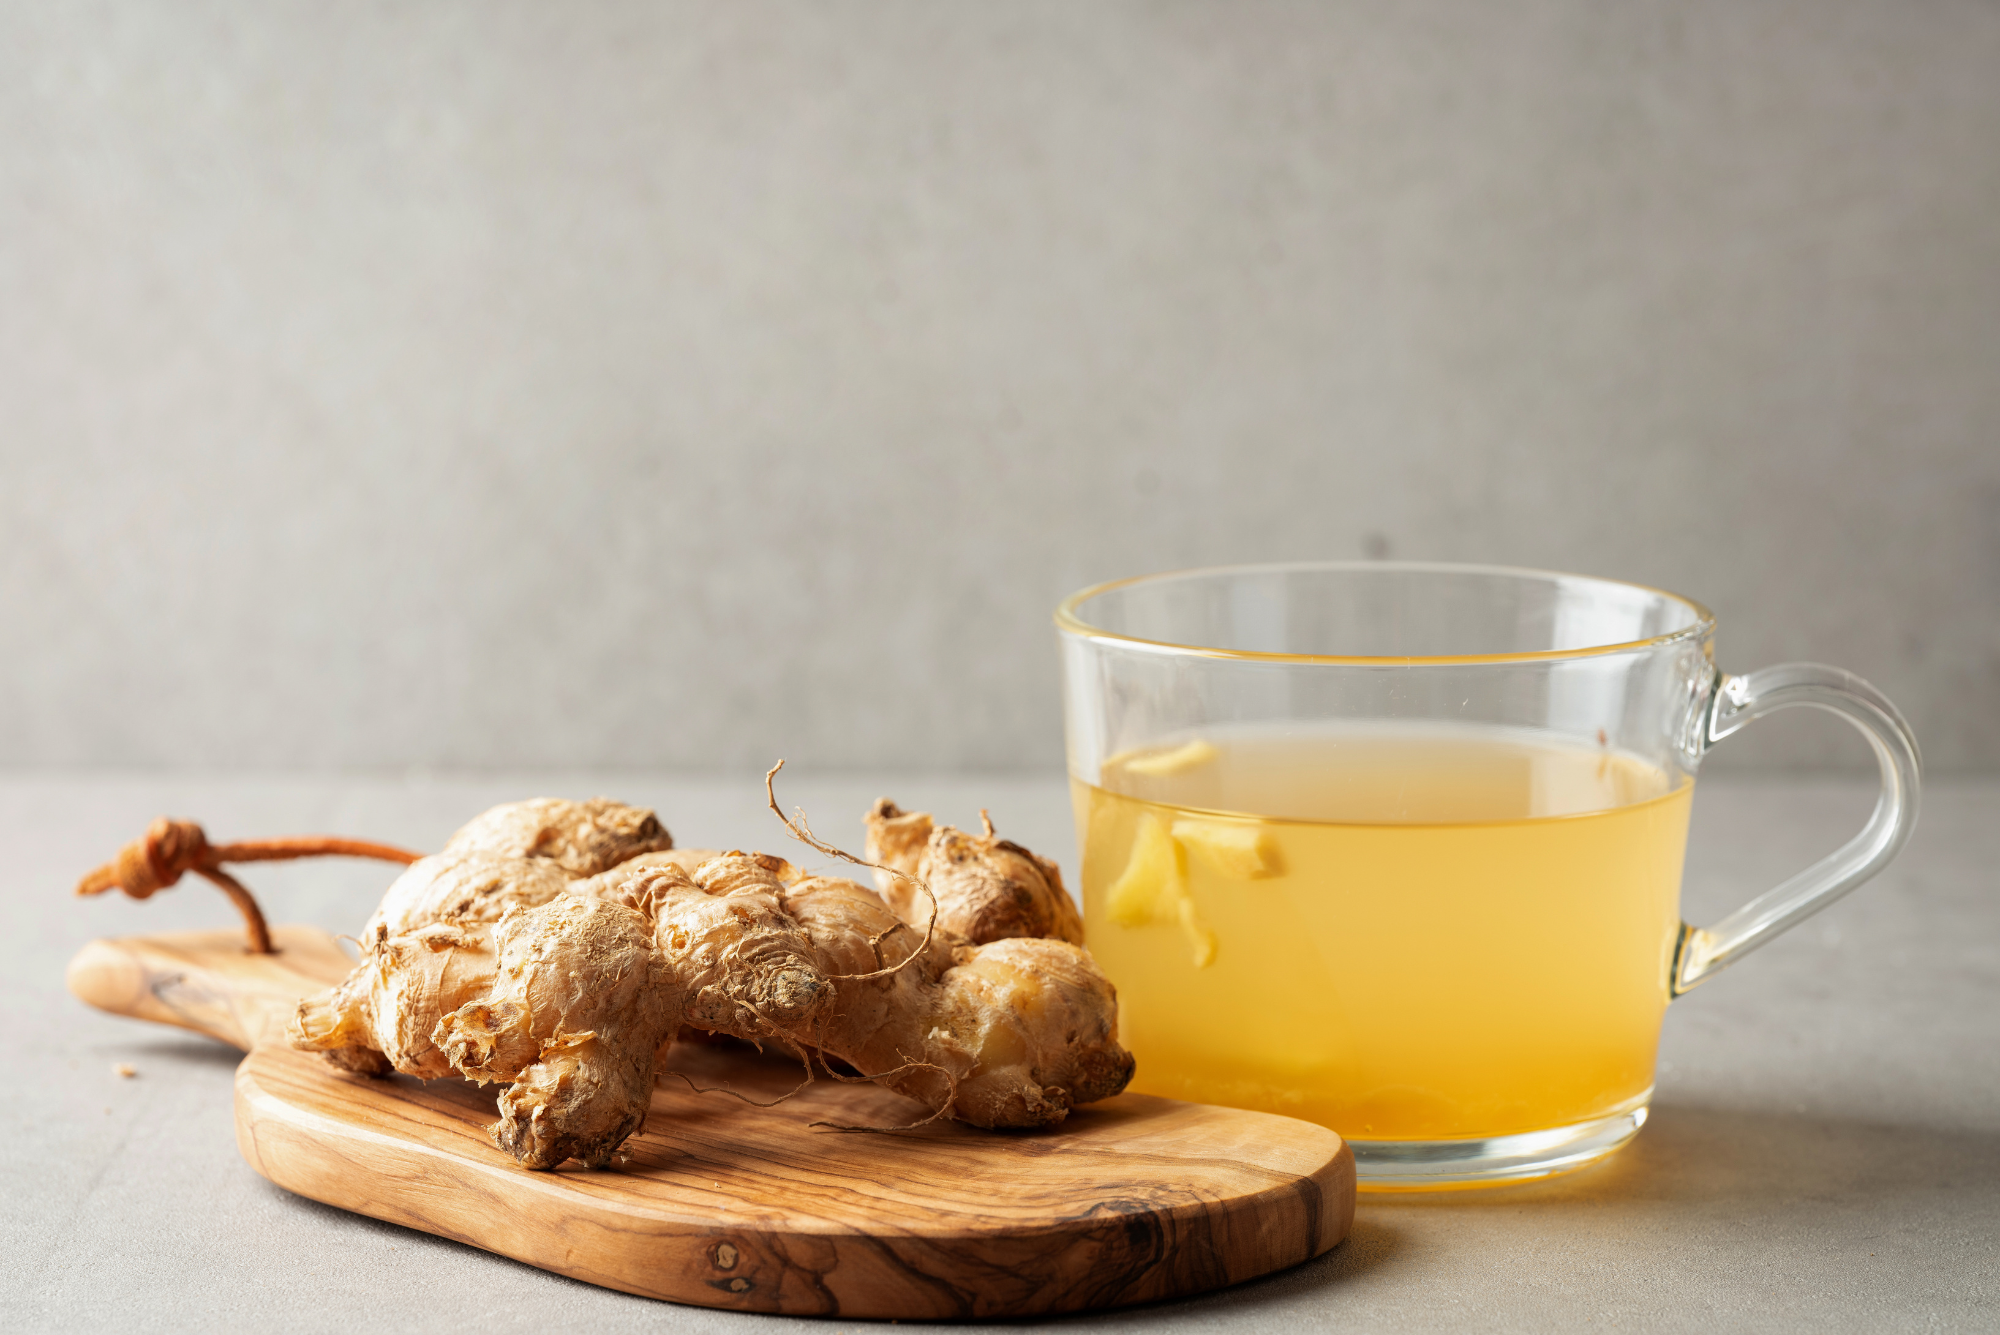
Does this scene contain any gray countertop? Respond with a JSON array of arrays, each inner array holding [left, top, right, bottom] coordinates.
[[3, 772, 1994, 1333]]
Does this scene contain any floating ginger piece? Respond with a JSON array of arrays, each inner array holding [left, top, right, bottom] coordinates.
[[864, 800, 1084, 945], [1174, 898, 1217, 970], [1117, 739, 1219, 779], [1105, 814, 1216, 968], [1171, 818, 1281, 879], [1106, 814, 1182, 927]]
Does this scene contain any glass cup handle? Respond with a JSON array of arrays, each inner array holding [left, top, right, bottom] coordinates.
[[1671, 663, 1922, 996]]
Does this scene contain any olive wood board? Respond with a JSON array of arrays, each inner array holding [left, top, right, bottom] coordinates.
[[67, 926, 1355, 1319]]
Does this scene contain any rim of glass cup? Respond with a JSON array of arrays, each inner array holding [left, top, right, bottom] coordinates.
[[1053, 560, 1718, 666]]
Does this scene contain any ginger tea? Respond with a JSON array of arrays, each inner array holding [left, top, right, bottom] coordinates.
[[1072, 726, 1692, 1143]]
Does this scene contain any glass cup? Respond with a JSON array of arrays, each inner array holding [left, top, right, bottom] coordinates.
[[1057, 562, 1919, 1189]]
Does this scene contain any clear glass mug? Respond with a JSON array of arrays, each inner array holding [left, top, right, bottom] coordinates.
[[1057, 562, 1920, 1189]]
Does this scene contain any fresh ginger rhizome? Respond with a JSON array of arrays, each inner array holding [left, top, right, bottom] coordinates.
[[82, 786, 1134, 1171]]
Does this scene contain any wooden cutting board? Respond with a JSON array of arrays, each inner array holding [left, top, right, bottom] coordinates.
[[67, 927, 1354, 1319]]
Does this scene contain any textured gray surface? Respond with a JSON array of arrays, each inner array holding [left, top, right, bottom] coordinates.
[[3, 771, 1994, 1332], [3, 1, 1997, 774]]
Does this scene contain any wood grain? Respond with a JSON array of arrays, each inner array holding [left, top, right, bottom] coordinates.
[[74, 927, 1354, 1318], [67, 926, 355, 1050]]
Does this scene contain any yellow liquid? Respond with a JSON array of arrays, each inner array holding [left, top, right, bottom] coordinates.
[[1072, 727, 1692, 1142]]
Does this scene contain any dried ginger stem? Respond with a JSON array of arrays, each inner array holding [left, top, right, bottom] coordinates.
[[763, 760, 939, 982], [805, 1050, 962, 1133], [669, 1044, 818, 1109]]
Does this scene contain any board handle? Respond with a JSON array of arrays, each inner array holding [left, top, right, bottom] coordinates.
[[68, 926, 358, 1050]]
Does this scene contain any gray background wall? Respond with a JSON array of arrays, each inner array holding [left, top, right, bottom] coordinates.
[[2, 1, 1995, 775]]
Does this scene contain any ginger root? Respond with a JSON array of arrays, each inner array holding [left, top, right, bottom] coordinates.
[[290, 920, 498, 1078], [274, 787, 1131, 1170], [629, 854, 1129, 1128], [365, 852, 574, 939], [294, 893, 679, 1168], [571, 847, 768, 901], [863, 800, 1085, 946], [444, 796, 673, 875], [435, 894, 679, 1169], [364, 796, 676, 938], [290, 798, 682, 1161], [1105, 812, 1218, 968]]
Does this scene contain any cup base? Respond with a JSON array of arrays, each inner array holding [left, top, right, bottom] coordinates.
[[1350, 1096, 1651, 1191]]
